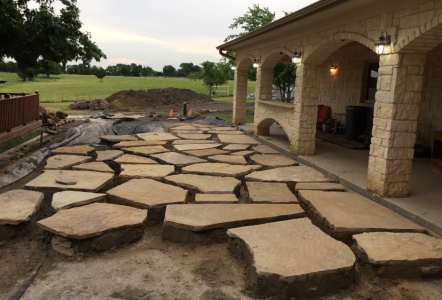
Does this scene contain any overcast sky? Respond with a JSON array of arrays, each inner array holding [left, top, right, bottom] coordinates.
[[72, 0, 317, 71]]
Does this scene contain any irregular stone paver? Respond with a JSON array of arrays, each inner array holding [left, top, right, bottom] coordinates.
[[247, 182, 298, 203], [137, 132, 180, 141], [195, 194, 238, 203], [173, 139, 216, 145], [52, 191, 106, 211], [51, 145, 95, 156], [245, 166, 329, 183], [114, 154, 158, 165], [227, 219, 355, 299], [173, 143, 221, 151], [45, 155, 92, 170], [170, 125, 204, 131], [210, 127, 236, 131], [96, 150, 124, 161], [122, 146, 169, 157], [55, 178, 77, 185], [112, 140, 166, 149], [99, 135, 138, 142], [354, 232, 442, 278], [165, 174, 240, 193], [171, 130, 204, 134], [25, 170, 114, 192], [249, 154, 298, 167], [298, 190, 426, 238], [120, 164, 175, 180], [231, 150, 255, 157], [183, 149, 229, 157], [176, 133, 211, 140], [183, 163, 261, 177], [0, 190, 44, 225], [209, 131, 244, 135], [208, 155, 248, 165], [295, 182, 345, 192], [151, 152, 207, 166], [252, 144, 280, 154], [218, 134, 260, 145], [223, 144, 250, 151], [107, 179, 187, 208], [37, 203, 146, 239], [72, 162, 114, 173], [164, 204, 304, 232]]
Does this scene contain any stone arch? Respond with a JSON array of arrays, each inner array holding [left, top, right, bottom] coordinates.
[[254, 115, 293, 144], [304, 32, 376, 65], [236, 57, 254, 71], [396, 16, 442, 54], [260, 47, 293, 69]]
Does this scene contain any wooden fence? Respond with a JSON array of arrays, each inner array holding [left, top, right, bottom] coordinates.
[[0, 91, 40, 134]]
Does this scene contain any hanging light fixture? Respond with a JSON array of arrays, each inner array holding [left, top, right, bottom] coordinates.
[[375, 30, 391, 55], [252, 59, 259, 68], [292, 51, 302, 63]]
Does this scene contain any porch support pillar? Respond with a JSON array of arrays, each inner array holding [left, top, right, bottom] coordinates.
[[232, 69, 248, 125], [254, 67, 274, 135], [290, 63, 319, 155], [367, 54, 425, 197]]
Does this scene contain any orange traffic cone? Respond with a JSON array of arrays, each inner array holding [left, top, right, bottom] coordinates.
[[169, 109, 173, 117], [189, 108, 193, 116]]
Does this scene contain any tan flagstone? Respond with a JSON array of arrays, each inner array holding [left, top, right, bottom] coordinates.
[[165, 174, 241, 193], [173, 139, 216, 145], [252, 144, 280, 154], [122, 146, 169, 157], [195, 194, 238, 203], [137, 132, 180, 141], [182, 163, 261, 177], [247, 182, 298, 203], [245, 166, 329, 183], [73, 162, 114, 173], [120, 164, 175, 180], [176, 133, 211, 140], [0, 190, 44, 225], [51, 145, 95, 156], [208, 155, 247, 165], [96, 150, 124, 161], [114, 154, 158, 164], [173, 143, 221, 151], [249, 154, 298, 167], [52, 191, 106, 211], [99, 135, 138, 142], [45, 155, 92, 170], [112, 140, 166, 149], [218, 134, 261, 144], [150, 152, 207, 166]]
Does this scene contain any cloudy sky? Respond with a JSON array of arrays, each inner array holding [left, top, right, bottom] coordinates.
[[74, 0, 317, 71]]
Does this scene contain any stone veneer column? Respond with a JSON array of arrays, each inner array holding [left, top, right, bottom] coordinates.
[[290, 63, 319, 155], [254, 67, 275, 135], [367, 54, 425, 197], [232, 69, 248, 125]]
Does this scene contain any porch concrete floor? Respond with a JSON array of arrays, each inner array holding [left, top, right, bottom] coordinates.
[[240, 123, 442, 235]]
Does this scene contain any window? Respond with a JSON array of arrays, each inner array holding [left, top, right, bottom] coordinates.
[[365, 63, 379, 101]]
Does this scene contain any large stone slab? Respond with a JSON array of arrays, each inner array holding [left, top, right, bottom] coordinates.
[[25, 170, 114, 192], [209, 131, 244, 135], [73, 162, 114, 173], [183, 148, 229, 157], [173, 143, 221, 152], [227, 219, 355, 299], [295, 182, 345, 192], [195, 194, 238, 203], [150, 152, 207, 166], [183, 163, 261, 177], [96, 150, 124, 161], [223, 144, 250, 151], [173, 139, 215, 145], [122, 146, 169, 157], [163, 204, 304, 233], [245, 166, 329, 183], [252, 144, 280, 154], [354, 232, 442, 278], [0, 190, 44, 225], [165, 174, 241, 193], [37, 203, 146, 239], [218, 134, 260, 145], [120, 164, 175, 180], [51, 145, 95, 156], [107, 178, 187, 209], [112, 140, 166, 149], [52, 191, 106, 211], [176, 133, 211, 140], [209, 127, 236, 131], [208, 155, 247, 165], [45, 155, 92, 170], [249, 154, 298, 167], [137, 132, 180, 141], [247, 182, 298, 203], [114, 154, 158, 165], [99, 135, 138, 142], [231, 150, 255, 157], [170, 124, 204, 131], [298, 190, 426, 239]]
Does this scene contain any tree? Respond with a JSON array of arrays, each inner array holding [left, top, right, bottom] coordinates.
[[93, 67, 106, 82], [0, 0, 106, 80], [189, 61, 230, 95], [120, 65, 130, 77], [141, 66, 154, 78], [39, 59, 62, 77], [163, 65, 177, 77], [273, 63, 296, 102]]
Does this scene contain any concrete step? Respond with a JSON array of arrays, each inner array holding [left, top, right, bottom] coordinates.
[[162, 204, 305, 243], [227, 219, 356, 299]]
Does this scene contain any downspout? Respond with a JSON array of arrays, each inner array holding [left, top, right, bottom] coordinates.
[[219, 49, 235, 61]]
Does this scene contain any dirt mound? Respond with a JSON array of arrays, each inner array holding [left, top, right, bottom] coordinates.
[[106, 88, 213, 110]]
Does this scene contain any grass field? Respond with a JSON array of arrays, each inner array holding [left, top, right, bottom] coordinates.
[[0, 72, 256, 104]]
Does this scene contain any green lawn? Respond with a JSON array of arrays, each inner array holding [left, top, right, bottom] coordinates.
[[205, 110, 254, 123], [0, 72, 256, 104]]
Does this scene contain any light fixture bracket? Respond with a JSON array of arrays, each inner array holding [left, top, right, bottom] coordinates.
[[292, 51, 302, 64]]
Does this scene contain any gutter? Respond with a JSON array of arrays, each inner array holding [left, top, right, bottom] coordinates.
[[217, 0, 351, 50], [219, 49, 235, 61]]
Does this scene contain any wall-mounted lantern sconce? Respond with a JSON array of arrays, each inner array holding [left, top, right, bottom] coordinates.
[[375, 30, 391, 55], [292, 51, 302, 63], [231, 64, 236, 70], [252, 59, 259, 68], [330, 64, 338, 75]]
